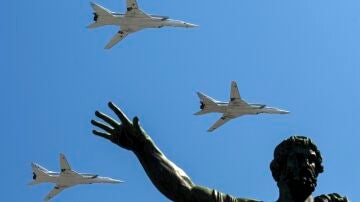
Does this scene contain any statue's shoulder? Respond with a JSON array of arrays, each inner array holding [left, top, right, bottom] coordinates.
[[190, 186, 262, 202], [314, 193, 348, 202], [234, 198, 262, 202], [212, 189, 261, 202]]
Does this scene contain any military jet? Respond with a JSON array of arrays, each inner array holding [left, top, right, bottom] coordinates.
[[194, 81, 289, 132], [29, 153, 122, 201], [87, 0, 198, 49]]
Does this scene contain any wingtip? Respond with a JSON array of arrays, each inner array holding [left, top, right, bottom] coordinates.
[[104, 43, 113, 49]]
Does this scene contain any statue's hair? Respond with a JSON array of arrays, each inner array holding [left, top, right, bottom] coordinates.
[[270, 136, 324, 182]]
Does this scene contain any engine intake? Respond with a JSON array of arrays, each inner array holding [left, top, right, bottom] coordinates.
[[93, 12, 98, 21], [200, 102, 205, 110]]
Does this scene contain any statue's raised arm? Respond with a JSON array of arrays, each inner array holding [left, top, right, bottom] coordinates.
[[91, 102, 257, 202], [91, 102, 348, 202]]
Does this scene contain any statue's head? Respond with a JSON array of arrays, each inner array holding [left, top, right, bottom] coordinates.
[[270, 136, 324, 200]]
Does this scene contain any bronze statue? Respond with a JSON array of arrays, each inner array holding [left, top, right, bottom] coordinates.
[[91, 102, 348, 202]]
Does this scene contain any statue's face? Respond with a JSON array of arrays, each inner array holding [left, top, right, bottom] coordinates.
[[282, 146, 318, 200]]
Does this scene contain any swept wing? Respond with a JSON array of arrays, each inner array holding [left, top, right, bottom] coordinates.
[[105, 30, 129, 49], [207, 116, 232, 132], [229, 81, 250, 107], [44, 186, 69, 201], [60, 153, 82, 177], [125, 0, 150, 18]]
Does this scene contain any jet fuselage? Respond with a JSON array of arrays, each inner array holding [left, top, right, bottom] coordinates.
[[33, 170, 120, 187], [208, 101, 289, 118], [88, 1, 197, 48], [30, 155, 122, 201], [100, 13, 197, 30], [194, 81, 289, 131]]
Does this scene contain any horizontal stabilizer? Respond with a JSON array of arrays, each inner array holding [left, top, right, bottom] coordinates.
[[194, 110, 209, 115], [87, 22, 103, 29], [28, 180, 41, 186]]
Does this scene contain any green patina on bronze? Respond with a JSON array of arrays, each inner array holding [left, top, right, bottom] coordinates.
[[91, 102, 348, 202]]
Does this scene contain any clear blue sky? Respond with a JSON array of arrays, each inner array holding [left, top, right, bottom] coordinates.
[[1, 0, 359, 201]]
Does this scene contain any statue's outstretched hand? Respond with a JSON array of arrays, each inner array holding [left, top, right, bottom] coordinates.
[[91, 102, 144, 151]]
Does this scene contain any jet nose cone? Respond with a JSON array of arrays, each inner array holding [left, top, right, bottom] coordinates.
[[186, 23, 199, 28], [113, 179, 124, 184], [281, 110, 290, 114]]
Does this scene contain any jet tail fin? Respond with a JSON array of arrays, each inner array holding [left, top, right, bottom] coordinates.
[[29, 163, 50, 185], [31, 162, 50, 173], [194, 92, 218, 115], [87, 2, 114, 28]]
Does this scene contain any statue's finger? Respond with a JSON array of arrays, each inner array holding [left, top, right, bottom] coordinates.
[[91, 120, 114, 134], [108, 102, 131, 125], [95, 111, 118, 128], [132, 116, 142, 134], [92, 130, 112, 141]]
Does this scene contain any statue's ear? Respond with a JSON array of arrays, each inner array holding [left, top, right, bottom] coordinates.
[[270, 160, 280, 182]]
